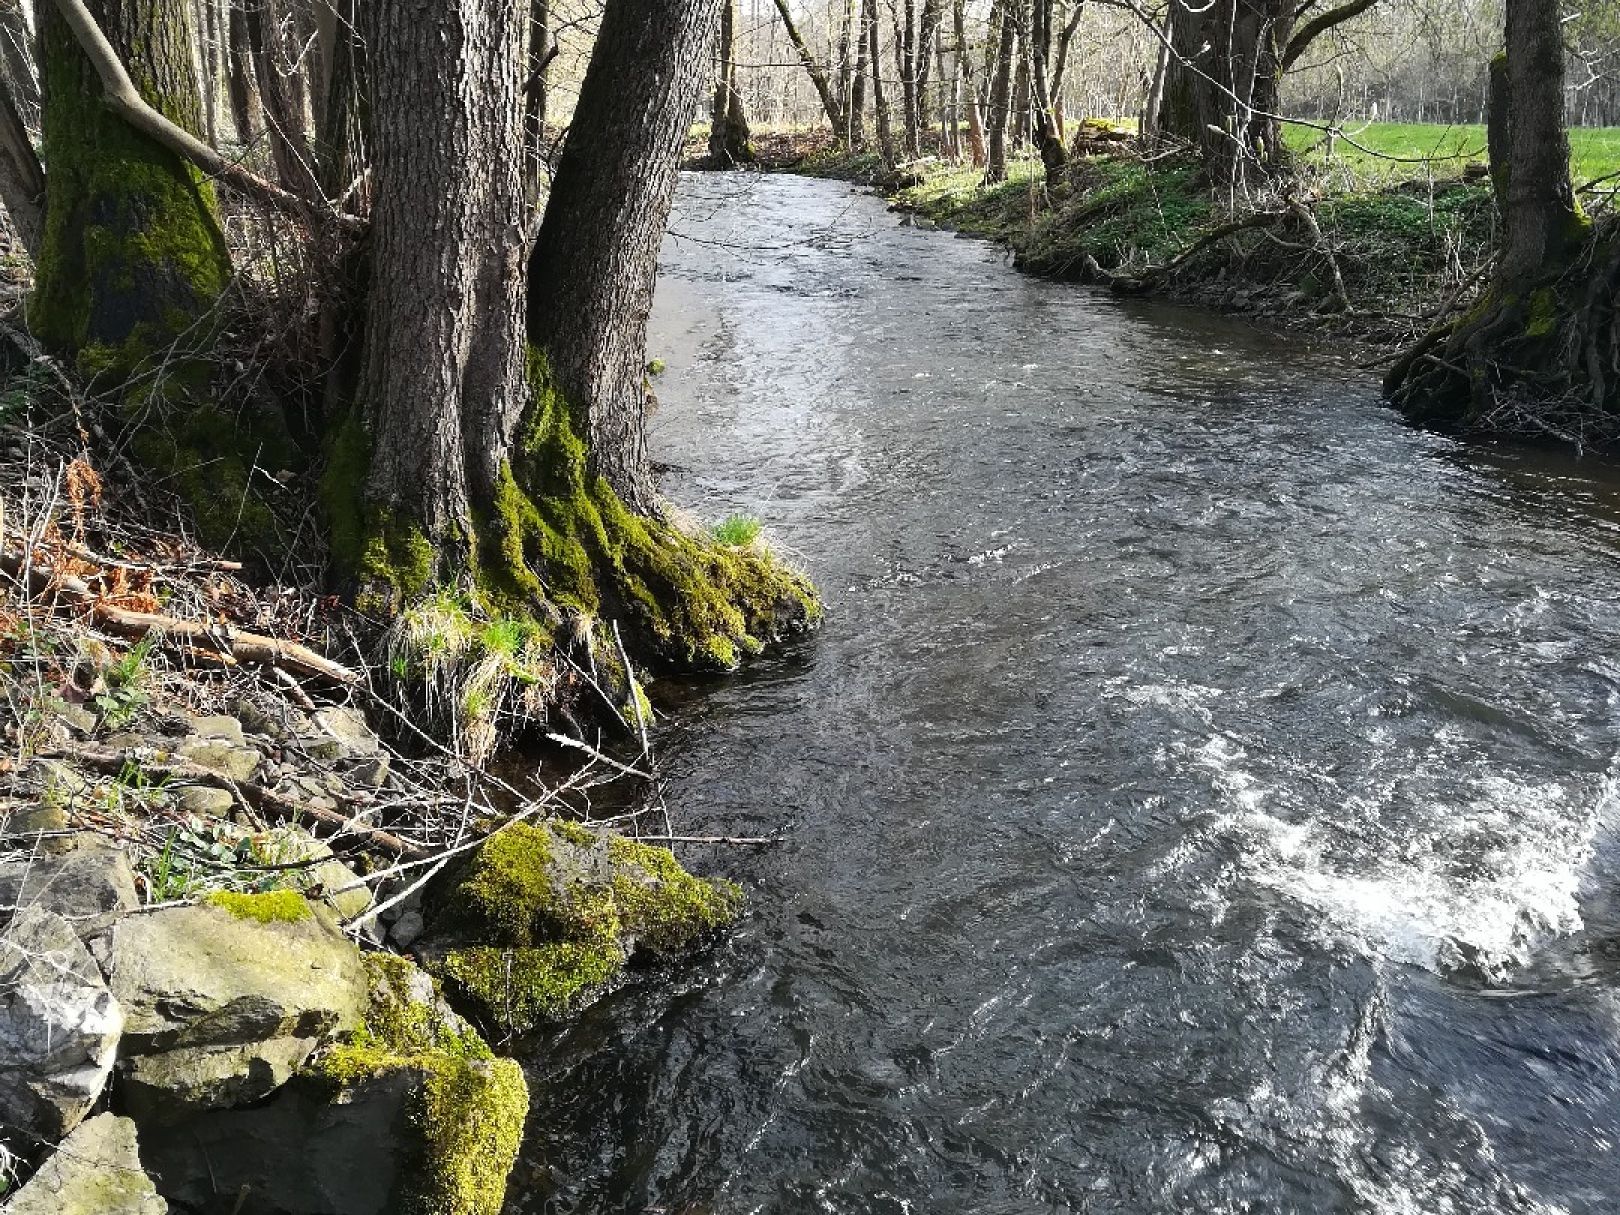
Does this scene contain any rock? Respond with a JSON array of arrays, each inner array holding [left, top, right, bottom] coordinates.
[[349, 755, 390, 788], [388, 909, 424, 950], [136, 955, 527, 1215], [121, 1036, 317, 1125], [0, 840, 139, 934], [0, 908, 123, 1140], [297, 706, 381, 765], [175, 785, 235, 817], [426, 820, 742, 1034], [188, 715, 245, 745], [104, 893, 365, 1117], [47, 702, 99, 736], [260, 826, 373, 921], [3, 1114, 166, 1215], [176, 736, 260, 783]]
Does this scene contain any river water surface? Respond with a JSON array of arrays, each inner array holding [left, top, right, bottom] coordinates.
[[508, 173, 1620, 1214]]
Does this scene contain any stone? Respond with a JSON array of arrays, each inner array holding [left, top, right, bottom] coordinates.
[[388, 910, 424, 950], [175, 785, 235, 817], [3, 1114, 166, 1214], [0, 840, 139, 934], [188, 715, 245, 745], [103, 894, 365, 1115], [260, 826, 373, 922], [427, 820, 743, 1034], [0, 908, 123, 1140], [350, 755, 390, 788], [135, 955, 527, 1215], [120, 1036, 317, 1125], [307, 707, 382, 761], [176, 737, 260, 783], [48, 702, 99, 736]]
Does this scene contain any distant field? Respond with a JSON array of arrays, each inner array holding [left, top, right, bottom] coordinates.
[[1283, 121, 1620, 184]]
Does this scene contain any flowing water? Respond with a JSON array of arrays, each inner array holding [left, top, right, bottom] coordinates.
[[506, 173, 1620, 1214]]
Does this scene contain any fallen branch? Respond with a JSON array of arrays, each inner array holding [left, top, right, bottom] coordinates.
[[46, 0, 362, 233], [2, 549, 361, 687]]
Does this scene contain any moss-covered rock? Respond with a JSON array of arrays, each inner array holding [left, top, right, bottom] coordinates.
[[133, 953, 529, 1215], [310, 954, 529, 1215], [426, 819, 742, 1035]]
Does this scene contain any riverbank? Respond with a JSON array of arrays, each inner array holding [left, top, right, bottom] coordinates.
[[0, 381, 753, 1211], [701, 128, 1500, 354]]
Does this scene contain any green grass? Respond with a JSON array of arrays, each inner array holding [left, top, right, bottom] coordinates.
[[1284, 121, 1620, 185], [711, 514, 762, 547]]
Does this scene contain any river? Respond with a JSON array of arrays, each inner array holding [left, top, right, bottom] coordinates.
[[506, 173, 1620, 1214]]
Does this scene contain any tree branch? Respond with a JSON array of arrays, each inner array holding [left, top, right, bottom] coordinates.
[[1282, 0, 1380, 73], [45, 0, 361, 232]]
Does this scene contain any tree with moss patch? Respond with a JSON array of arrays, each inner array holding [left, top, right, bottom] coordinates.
[[1385, 0, 1610, 434], [31, 0, 232, 382]]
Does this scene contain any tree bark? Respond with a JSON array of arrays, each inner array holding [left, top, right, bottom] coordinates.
[[1500, 1, 1580, 288], [0, 0, 39, 132], [33, 0, 232, 377], [849, 0, 869, 148], [1159, 0, 1293, 184], [343, 0, 527, 599], [0, 70, 42, 255], [863, 0, 895, 164], [955, 0, 986, 165], [526, 0, 722, 513]]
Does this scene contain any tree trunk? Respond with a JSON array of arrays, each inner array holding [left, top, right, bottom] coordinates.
[[709, 0, 752, 164], [984, 0, 1016, 181], [0, 73, 42, 256], [313, 0, 361, 202], [773, 0, 845, 136], [956, 0, 986, 165], [1385, 0, 1597, 437], [226, 0, 263, 144], [1159, 0, 1292, 185], [1500, 2, 1580, 289], [243, 0, 317, 198], [849, 0, 868, 148], [338, 0, 527, 605], [33, 0, 232, 380], [897, 0, 918, 157], [525, 0, 550, 201], [863, 0, 895, 164], [526, 0, 722, 513], [0, 0, 40, 132]]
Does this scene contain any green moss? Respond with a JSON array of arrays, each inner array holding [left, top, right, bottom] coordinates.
[[441, 942, 624, 1029], [471, 348, 820, 671], [312, 954, 528, 1215], [608, 835, 744, 952], [205, 889, 313, 923], [1526, 286, 1560, 338], [431, 820, 744, 1033]]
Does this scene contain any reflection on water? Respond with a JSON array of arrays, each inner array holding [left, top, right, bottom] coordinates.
[[505, 173, 1620, 1215]]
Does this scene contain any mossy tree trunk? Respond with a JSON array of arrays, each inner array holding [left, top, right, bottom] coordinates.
[[1385, 0, 1606, 437], [337, 0, 527, 606], [709, 0, 752, 166], [32, 0, 232, 382], [526, 0, 722, 515]]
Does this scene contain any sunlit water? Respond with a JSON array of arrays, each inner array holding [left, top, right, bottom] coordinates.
[[505, 173, 1620, 1214]]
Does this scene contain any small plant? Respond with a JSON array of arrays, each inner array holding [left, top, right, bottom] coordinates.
[[95, 634, 155, 727], [711, 514, 762, 547], [646, 357, 667, 377]]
